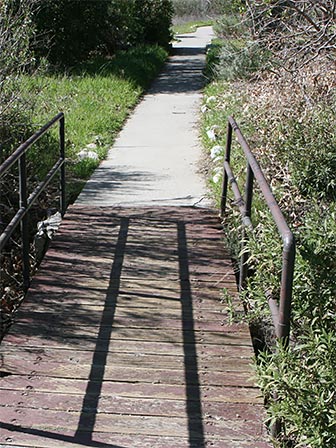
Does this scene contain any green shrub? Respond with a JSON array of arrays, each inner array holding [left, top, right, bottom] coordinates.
[[216, 39, 270, 81], [137, 0, 174, 50], [33, 0, 108, 66], [33, 0, 173, 66], [215, 12, 246, 39], [204, 39, 223, 81], [276, 109, 336, 202], [0, 0, 37, 160], [257, 332, 336, 448], [172, 0, 239, 19]]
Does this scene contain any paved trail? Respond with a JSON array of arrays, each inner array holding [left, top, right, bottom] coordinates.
[[76, 27, 215, 207]]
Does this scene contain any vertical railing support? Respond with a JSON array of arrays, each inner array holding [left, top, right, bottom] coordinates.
[[239, 163, 254, 292], [220, 121, 233, 217], [18, 153, 30, 291], [278, 234, 296, 345], [59, 115, 66, 217]]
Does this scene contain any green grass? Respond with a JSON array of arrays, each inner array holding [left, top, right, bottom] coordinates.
[[22, 45, 167, 202]]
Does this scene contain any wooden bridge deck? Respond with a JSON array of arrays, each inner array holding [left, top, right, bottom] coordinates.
[[0, 206, 271, 448]]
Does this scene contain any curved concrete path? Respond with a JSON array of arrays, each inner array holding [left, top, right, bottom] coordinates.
[[76, 26, 215, 207]]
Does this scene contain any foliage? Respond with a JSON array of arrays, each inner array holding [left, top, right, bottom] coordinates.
[[240, 0, 336, 69], [215, 11, 246, 39], [0, 0, 38, 160], [276, 109, 336, 202], [33, 0, 173, 66], [202, 12, 336, 442], [172, 0, 241, 19], [103, 0, 174, 54], [215, 39, 270, 80], [257, 333, 336, 448]]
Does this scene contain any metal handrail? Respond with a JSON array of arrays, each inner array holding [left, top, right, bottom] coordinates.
[[221, 116, 295, 343], [0, 112, 65, 291]]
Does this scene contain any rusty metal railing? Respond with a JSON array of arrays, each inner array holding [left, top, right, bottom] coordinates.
[[221, 116, 295, 344], [0, 112, 65, 292]]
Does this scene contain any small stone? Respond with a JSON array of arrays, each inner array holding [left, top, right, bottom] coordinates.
[[206, 96, 216, 104], [210, 145, 223, 159]]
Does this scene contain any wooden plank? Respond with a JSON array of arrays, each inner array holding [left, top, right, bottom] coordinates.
[[0, 365, 254, 387], [1, 340, 253, 360], [14, 314, 247, 332], [0, 375, 263, 403], [0, 428, 272, 448], [1, 353, 254, 375], [9, 324, 251, 346], [0, 407, 268, 439]]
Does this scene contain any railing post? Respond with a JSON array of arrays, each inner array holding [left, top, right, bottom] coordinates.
[[278, 235, 296, 345], [239, 163, 254, 292], [220, 121, 233, 217], [59, 114, 66, 217], [18, 153, 30, 291]]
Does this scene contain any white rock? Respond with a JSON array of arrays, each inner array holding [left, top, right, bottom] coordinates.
[[201, 104, 208, 114], [86, 142, 97, 149], [212, 172, 222, 184], [78, 149, 99, 161], [213, 155, 223, 163], [207, 125, 221, 141], [206, 96, 217, 104], [206, 129, 216, 141], [36, 212, 62, 239], [210, 145, 223, 159]]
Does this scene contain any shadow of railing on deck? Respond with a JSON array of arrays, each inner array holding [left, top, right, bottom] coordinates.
[[178, 220, 205, 447], [75, 216, 129, 441]]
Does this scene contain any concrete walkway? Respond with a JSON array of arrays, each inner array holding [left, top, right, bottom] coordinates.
[[76, 27, 215, 207]]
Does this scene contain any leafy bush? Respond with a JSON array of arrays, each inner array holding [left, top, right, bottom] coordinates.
[[0, 0, 37, 160], [276, 109, 336, 202], [257, 331, 336, 448], [215, 12, 247, 39], [172, 0, 239, 19], [137, 0, 174, 49], [33, 0, 173, 66], [216, 39, 270, 81], [33, 0, 107, 66]]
